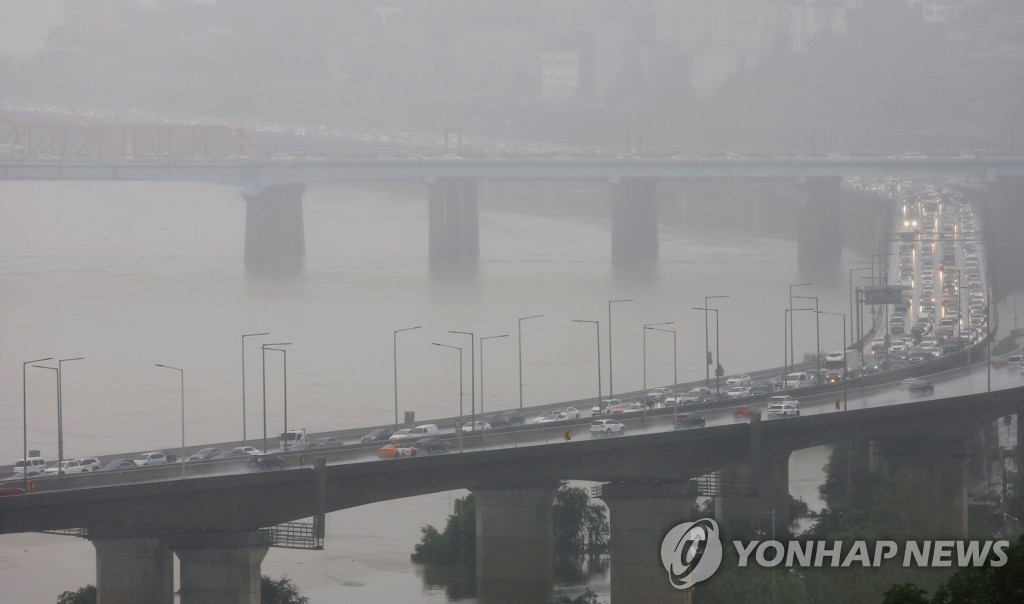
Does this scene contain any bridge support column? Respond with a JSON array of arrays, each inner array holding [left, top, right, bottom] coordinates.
[[986, 175, 1024, 296], [612, 179, 659, 263], [92, 536, 174, 604], [797, 176, 843, 277], [471, 482, 559, 604], [429, 178, 479, 264], [715, 451, 791, 538], [243, 183, 306, 274], [599, 481, 698, 604], [173, 531, 268, 604], [878, 437, 969, 538]]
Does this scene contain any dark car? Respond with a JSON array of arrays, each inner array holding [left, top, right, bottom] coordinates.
[[749, 385, 772, 399], [490, 411, 526, 427], [901, 378, 935, 395], [415, 438, 451, 455], [249, 453, 286, 470], [212, 449, 250, 461], [159, 451, 178, 463], [103, 458, 137, 470], [187, 447, 224, 462], [361, 428, 394, 443], [676, 414, 707, 429], [312, 436, 343, 448]]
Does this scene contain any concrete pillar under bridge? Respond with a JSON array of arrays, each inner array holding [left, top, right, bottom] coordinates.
[[172, 531, 269, 604], [986, 175, 1024, 297], [599, 480, 699, 604], [429, 178, 480, 264], [471, 482, 559, 604], [797, 176, 843, 278], [92, 536, 174, 604], [714, 451, 791, 539], [876, 436, 970, 538], [612, 179, 659, 263], [243, 183, 306, 274]]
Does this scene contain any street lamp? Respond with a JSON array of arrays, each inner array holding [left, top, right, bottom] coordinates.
[[154, 364, 185, 478], [818, 311, 847, 411], [789, 283, 812, 374], [692, 307, 722, 396], [642, 321, 674, 392], [22, 356, 51, 490], [393, 326, 421, 431], [432, 343, 463, 419], [849, 268, 871, 345], [261, 342, 291, 453], [480, 334, 509, 421], [32, 365, 59, 472], [573, 320, 602, 406], [646, 327, 677, 392], [703, 295, 729, 387], [449, 330, 475, 427], [784, 308, 815, 386], [264, 346, 290, 450], [32, 357, 83, 477], [241, 332, 269, 445], [518, 315, 543, 410], [794, 295, 821, 384], [608, 299, 632, 398]]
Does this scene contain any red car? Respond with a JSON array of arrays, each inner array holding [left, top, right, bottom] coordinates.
[[0, 486, 26, 496]]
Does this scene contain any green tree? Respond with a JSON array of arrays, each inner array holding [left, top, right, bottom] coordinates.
[[56, 585, 96, 604], [930, 538, 1024, 604], [260, 575, 309, 604], [552, 483, 609, 554], [882, 583, 930, 604]]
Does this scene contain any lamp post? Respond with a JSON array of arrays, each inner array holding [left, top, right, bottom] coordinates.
[[818, 311, 847, 410], [794, 295, 821, 384], [646, 327, 677, 391], [789, 283, 812, 375], [450, 330, 475, 427], [22, 356, 51, 490], [574, 320, 602, 406], [32, 365, 59, 472], [154, 364, 185, 478], [261, 342, 291, 453], [433, 343, 463, 419], [703, 295, 729, 387], [393, 326, 421, 431], [241, 332, 269, 445], [642, 321, 674, 392], [608, 299, 632, 398], [849, 267, 870, 345], [518, 315, 543, 410], [784, 308, 815, 386], [693, 307, 722, 395], [479, 334, 509, 424], [264, 346, 290, 450]]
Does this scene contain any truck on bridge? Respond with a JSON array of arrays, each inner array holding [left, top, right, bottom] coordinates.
[[823, 350, 855, 383]]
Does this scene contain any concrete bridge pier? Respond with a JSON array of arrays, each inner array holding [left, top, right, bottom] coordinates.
[[877, 437, 969, 538], [243, 183, 306, 274], [173, 531, 268, 604], [715, 451, 791, 539], [429, 178, 480, 264], [471, 482, 559, 604], [985, 175, 1024, 296], [92, 536, 174, 604], [599, 481, 698, 604], [797, 176, 843, 277], [612, 179, 659, 263]]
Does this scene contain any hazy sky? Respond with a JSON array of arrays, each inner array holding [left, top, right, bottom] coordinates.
[[0, 0, 62, 57]]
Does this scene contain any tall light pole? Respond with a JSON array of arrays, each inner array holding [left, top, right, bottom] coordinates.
[[54, 357, 83, 474], [154, 364, 185, 478], [693, 307, 721, 395], [818, 311, 847, 410], [22, 356, 51, 490], [789, 283, 812, 374], [574, 320, 602, 406], [794, 295, 821, 384], [450, 330, 475, 427], [642, 321, 674, 392], [849, 268, 870, 345], [264, 346, 290, 449], [703, 295, 729, 387], [241, 332, 269, 445], [432, 343, 463, 419], [480, 334, 509, 421], [261, 342, 291, 453], [393, 327, 421, 431], [784, 308, 815, 385], [646, 327, 677, 391], [32, 365, 59, 471], [608, 299, 632, 399], [518, 315, 543, 410]]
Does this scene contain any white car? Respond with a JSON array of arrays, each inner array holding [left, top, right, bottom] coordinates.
[[561, 407, 581, 419], [592, 399, 621, 416], [134, 452, 169, 466], [645, 388, 673, 403], [460, 421, 491, 432], [680, 387, 711, 404], [43, 459, 89, 475], [76, 457, 101, 472], [389, 428, 415, 442], [726, 374, 752, 387], [233, 446, 260, 456], [725, 386, 751, 399], [767, 396, 800, 417], [589, 419, 626, 436]]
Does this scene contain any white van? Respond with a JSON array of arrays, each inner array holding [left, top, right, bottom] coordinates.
[[279, 428, 308, 451], [12, 456, 46, 477], [784, 372, 810, 389], [406, 424, 439, 439]]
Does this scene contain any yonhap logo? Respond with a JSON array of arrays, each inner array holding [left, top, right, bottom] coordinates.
[[660, 518, 724, 589]]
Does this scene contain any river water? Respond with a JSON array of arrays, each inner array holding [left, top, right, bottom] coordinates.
[[0, 179, 875, 602]]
